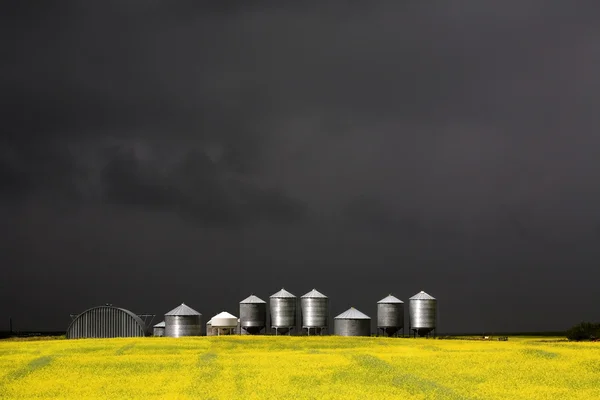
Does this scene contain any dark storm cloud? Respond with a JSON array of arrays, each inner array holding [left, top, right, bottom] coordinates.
[[2, 1, 600, 333], [100, 144, 305, 225]]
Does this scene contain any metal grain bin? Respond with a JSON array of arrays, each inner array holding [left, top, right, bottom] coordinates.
[[334, 308, 371, 336], [240, 295, 267, 335], [153, 321, 165, 337], [66, 305, 146, 339], [206, 319, 213, 336], [301, 289, 329, 335], [270, 288, 297, 335], [377, 295, 404, 337], [164, 303, 203, 337], [210, 311, 238, 336], [408, 291, 437, 337]]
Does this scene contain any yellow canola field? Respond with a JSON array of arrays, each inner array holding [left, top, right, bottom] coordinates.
[[0, 336, 599, 399]]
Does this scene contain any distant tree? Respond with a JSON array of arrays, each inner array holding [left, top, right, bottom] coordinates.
[[566, 322, 600, 341]]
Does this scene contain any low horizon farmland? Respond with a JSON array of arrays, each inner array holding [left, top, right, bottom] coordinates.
[[1, 336, 599, 399]]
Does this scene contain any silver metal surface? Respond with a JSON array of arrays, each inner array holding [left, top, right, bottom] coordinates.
[[153, 321, 165, 337], [301, 289, 329, 331], [334, 308, 371, 336], [66, 305, 146, 339], [206, 320, 213, 336], [240, 295, 267, 334], [165, 315, 203, 337], [408, 291, 437, 336], [270, 289, 297, 334], [164, 303, 201, 316], [335, 308, 370, 320], [377, 295, 404, 336], [164, 303, 203, 337], [334, 319, 371, 336]]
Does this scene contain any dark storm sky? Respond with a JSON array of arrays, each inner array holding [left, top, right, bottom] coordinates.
[[2, 1, 600, 333]]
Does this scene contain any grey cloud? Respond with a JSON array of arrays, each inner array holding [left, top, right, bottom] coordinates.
[[0, 139, 82, 202], [100, 145, 306, 226], [3, 1, 600, 332]]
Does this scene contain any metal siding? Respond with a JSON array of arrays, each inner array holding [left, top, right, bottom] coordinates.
[[164, 315, 203, 337], [334, 319, 371, 336], [66, 306, 145, 339], [240, 303, 266, 334], [301, 297, 329, 328], [270, 297, 297, 331], [409, 298, 437, 335], [377, 302, 404, 329]]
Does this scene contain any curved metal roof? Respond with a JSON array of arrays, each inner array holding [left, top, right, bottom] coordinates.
[[270, 288, 296, 298], [301, 289, 327, 298], [66, 305, 146, 339], [154, 321, 165, 328], [378, 295, 404, 304], [409, 291, 436, 300], [334, 307, 371, 320], [240, 295, 266, 304], [165, 303, 202, 316]]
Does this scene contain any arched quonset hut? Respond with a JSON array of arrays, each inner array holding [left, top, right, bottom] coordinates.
[[66, 305, 146, 339], [153, 321, 165, 337], [164, 303, 203, 337], [377, 295, 404, 337], [408, 291, 437, 338], [334, 307, 371, 337]]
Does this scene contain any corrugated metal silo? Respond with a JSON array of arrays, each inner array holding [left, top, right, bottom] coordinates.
[[334, 308, 371, 336], [377, 295, 404, 337], [301, 289, 329, 335], [240, 295, 267, 335], [211, 311, 238, 336], [270, 288, 297, 335], [408, 291, 437, 337], [153, 321, 165, 337], [164, 303, 203, 337], [206, 319, 213, 336], [66, 305, 146, 339]]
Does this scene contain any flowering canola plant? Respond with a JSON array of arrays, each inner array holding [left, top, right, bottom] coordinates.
[[0, 336, 599, 399]]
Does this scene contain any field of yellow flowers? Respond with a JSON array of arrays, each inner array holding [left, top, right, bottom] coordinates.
[[0, 335, 599, 399]]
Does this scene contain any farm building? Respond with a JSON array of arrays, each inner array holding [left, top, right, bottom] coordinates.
[[377, 294, 404, 337], [153, 321, 165, 337], [334, 307, 371, 336], [164, 303, 203, 337], [209, 311, 238, 336], [66, 305, 146, 339], [408, 291, 437, 337]]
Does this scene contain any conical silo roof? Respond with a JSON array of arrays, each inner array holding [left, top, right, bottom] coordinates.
[[212, 311, 238, 320], [154, 321, 165, 328], [301, 289, 327, 298], [165, 303, 202, 316], [211, 311, 238, 328], [409, 291, 436, 300], [270, 288, 296, 298], [378, 295, 404, 304], [335, 307, 371, 320], [240, 295, 266, 304]]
